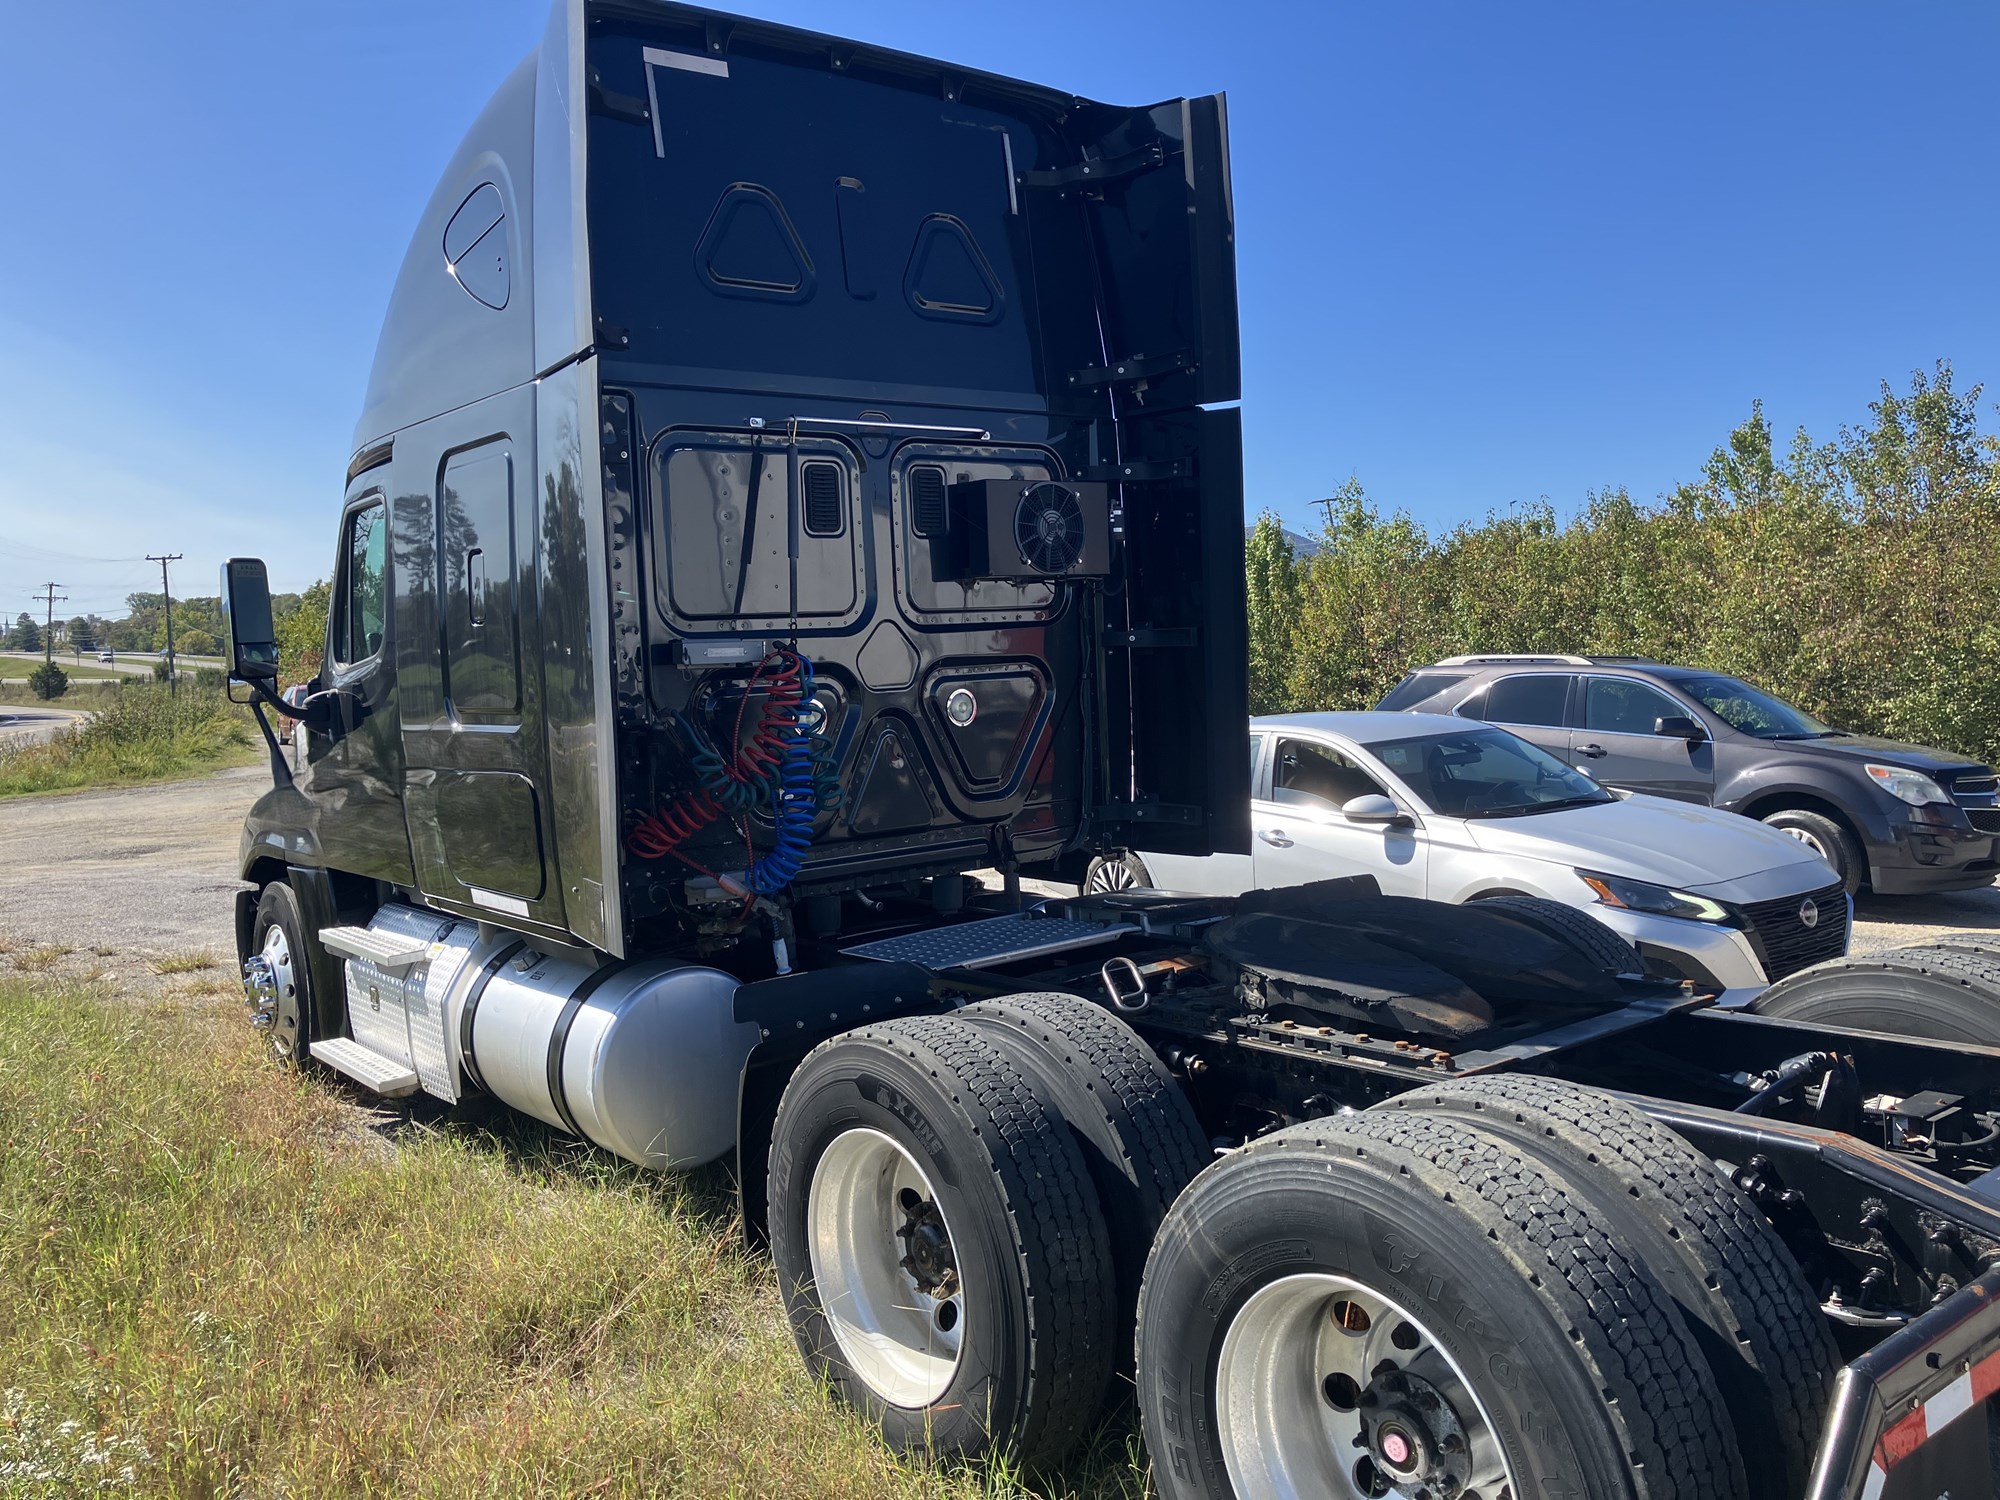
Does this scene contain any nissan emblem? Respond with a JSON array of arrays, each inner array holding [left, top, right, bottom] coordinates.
[[1799, 898, 1819, 929]]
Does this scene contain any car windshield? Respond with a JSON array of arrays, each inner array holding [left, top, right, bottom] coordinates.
[[1369, 727, 1615, 819], [1675, 675, 1835, 739]]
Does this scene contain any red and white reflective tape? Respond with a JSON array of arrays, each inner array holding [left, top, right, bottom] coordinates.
[[1861, 1344, 2000, 1497]]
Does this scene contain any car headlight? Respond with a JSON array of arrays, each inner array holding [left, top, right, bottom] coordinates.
[[1577, 869, 1732, 924], [1865, 763, 1949, 807]]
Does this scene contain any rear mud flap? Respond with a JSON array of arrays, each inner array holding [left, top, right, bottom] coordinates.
[[1809, 1266, 2000, 1498]]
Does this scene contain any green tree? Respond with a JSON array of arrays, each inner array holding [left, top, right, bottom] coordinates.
[[1244, 514, 1301, 712], [27, 662, 67, 700], [10, 613, 41, 652], [277, 579, 330, 686]]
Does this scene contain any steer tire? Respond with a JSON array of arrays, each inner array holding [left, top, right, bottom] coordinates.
[[1472, 892, 1645, 974], [1752, 944, 2000, 1046], [1760, 808, 1864, 893], [249, 880, 318, 1067], [956, 992, 1210, 1375], [1138, 1109, 1747, 1500], [1387, 1075, 1837, 1499], [768, 1014, 1114, 1469]]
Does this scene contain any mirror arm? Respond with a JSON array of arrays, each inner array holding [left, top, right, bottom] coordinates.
[[248, 699, 294, 790]]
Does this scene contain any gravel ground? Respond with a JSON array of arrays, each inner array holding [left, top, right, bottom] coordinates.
[[0, 765, 261, 986], [0, 763, 1991, 991]]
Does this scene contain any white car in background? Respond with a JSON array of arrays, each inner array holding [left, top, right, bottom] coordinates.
[[1085, 712, 1851, 996]]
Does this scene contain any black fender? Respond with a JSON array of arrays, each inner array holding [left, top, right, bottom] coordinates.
[[731, 961, 945, 1245], [1717, 767, 1892, 843]]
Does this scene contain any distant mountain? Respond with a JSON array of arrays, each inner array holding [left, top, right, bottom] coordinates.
[[1245, 525, 1320, 558]]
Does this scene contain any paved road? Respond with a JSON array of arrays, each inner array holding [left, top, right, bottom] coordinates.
[[0, 649, 154, 679], [0, 704, 89, 750]]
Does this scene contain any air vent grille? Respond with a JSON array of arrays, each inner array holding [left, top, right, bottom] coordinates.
[[801, 461, 843, 537], [910, 465, 947, 537]]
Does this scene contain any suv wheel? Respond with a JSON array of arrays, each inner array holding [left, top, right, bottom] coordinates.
[[1760, 808, 1863, 893]]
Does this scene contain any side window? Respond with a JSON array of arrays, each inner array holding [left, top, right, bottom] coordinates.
[[1584, 677, 1685, 736], [1477, 673, 1571, 727], [335, 500, 388, 666], [1250, 733, 1266, 795], [1379, 671, 1468, 712], [1271, 739, 1389, 812]]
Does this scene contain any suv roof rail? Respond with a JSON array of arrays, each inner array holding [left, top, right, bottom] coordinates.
[[1433, 653, 1593, 667], [1583, 655, 1659, 665]]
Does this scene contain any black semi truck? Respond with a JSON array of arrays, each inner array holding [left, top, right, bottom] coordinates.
[[222, 5, 2000, 1496]]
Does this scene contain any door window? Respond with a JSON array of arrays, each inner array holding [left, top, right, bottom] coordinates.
[[334, 500, 388, 667], [1583, 677, 1685, 736], [1271, 739, 1389, 812], [1469, 673, 1571, 727], [1250, 734, 1266, 795]]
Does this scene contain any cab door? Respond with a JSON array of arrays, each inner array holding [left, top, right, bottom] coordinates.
[[300, 485, 416, 890], [1057, 95, 1249, 865]]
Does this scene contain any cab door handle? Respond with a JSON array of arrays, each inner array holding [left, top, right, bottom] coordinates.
[[1257, 828, 1294, 848], [1577, 743, 1606, 758]]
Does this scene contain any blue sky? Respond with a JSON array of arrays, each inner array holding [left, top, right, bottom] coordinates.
[[3, 2, 1996, 613]]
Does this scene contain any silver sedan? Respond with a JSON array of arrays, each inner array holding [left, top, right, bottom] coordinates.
[[1087, 712, 1849, 997]]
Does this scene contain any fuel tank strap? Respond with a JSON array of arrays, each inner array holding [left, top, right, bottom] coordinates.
[[545, 963, 626, 1137], [457, 940, 526, 1094]]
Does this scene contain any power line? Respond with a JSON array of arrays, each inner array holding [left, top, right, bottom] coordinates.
[[146, 554, 183, 695]]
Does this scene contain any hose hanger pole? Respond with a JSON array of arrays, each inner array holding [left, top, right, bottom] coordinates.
[[785, 417, 801, 643]]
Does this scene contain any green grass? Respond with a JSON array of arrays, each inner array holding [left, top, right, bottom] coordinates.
[[0, 679, 123, 707], [0, 979, 1149, 1500], [0, 658, 132, 681], [0, 685, 258, 797]]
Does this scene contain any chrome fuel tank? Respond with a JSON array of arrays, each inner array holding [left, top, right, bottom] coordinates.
[[463, 947, 753, 1168]]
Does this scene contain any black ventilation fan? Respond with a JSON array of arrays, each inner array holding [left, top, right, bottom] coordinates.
[[1014, 482, 1087, 572], [936, 478, 1111, 581]]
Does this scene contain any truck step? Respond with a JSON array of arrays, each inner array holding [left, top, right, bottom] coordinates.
[[318, 924, 433, 971], [843, 913, 1137, 971], [309, 1038, 421, 1096]]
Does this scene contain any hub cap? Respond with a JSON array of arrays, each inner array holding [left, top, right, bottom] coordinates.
[[806, 1127, 965, 1407], [242, 925, 302, 1061], [1216, 1273, 1517, 1500]]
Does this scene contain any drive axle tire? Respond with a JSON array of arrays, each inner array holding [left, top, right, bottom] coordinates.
[[1388, 1075, 1837, 1499], [1472, 892, 1645, 975], [956, 992, 1210, 1373], [1138, 1110, 1746, 1500], [767, 1015, 1114, 1468], [1752, 944, 2000, 1046], [1759, 808, 1864, 894]]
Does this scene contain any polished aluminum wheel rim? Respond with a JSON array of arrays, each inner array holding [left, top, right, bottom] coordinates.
[[1216, 1273, 1516, 1500], [243, 925, 302, 1060], [807, 1127, 965, 1408]]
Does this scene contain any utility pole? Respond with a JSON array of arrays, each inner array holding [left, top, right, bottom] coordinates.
[[32, 583, 65, 666], [146, 553, 183, 695]]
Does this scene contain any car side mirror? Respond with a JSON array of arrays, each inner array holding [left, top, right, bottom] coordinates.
[[1342, 793, 1412, 828], [220, 557, 280, 684], [1655, 714, 1706, 744]]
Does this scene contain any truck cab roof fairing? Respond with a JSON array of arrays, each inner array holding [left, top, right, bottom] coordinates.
[[352, 0, 596, 454]]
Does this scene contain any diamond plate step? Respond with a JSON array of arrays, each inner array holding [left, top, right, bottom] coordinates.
[[842, 914, 1137, 971], [318, 924, 433, 971], [309, 1037, 420, 1096]]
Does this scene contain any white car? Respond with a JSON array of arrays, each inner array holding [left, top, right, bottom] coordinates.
[[1086, 712, 1851, 996]]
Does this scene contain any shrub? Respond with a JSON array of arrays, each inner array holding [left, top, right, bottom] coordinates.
[[150, 657, 174, 683], [27, 662, 67, 701], [194, 667, 224, 692], [0, 684, 253, 797]]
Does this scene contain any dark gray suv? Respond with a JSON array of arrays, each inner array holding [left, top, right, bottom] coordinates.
[[1377, 655, 2000, 895]]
